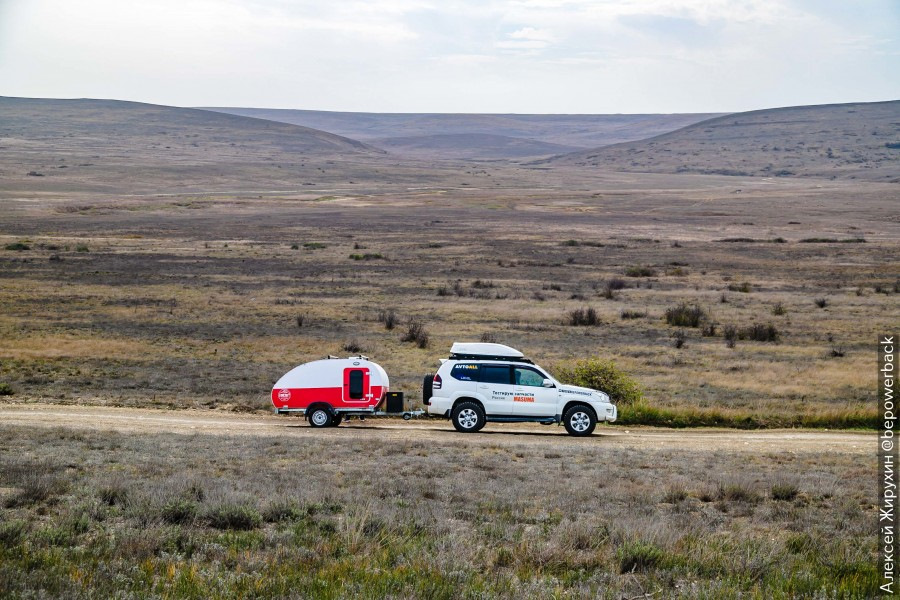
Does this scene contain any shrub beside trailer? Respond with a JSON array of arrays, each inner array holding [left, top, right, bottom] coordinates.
[[271, 355, 423, 427]]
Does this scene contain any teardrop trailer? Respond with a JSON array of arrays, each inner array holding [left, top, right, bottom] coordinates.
[[271, 343, 617, 436], [271, 355, 424, 427]]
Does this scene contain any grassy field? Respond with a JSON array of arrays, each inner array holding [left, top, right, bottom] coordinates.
[[1, 173, 896, 428], [0, 422, 877, 599], [0, 98, 896, 598]]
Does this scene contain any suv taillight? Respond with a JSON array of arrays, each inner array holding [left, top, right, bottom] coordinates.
[[433, 374, 442, 389]]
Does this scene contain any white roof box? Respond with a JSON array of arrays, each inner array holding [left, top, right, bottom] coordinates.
[[450, 342, 525, 359]]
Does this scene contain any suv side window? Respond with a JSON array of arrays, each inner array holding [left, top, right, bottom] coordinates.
[[450, 363, 479, 381], [514, 367, 546, 387], [479, 365, 512, 385]]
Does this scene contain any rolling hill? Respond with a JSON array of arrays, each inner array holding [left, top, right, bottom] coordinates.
[[550, 100, 900, 182], [202, 107, 723, 159], [0, 97, 404, 195]]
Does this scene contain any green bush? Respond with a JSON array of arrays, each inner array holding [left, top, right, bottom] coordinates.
[[0, 383, 13, 396], [553, 357, 643, 406], [4, 242, 29, 251]]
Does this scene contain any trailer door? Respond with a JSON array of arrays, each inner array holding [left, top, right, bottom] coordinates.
[[343, 367, 370, 403]]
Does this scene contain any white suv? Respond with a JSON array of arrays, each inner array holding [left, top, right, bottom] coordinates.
[[423, 343, 617, 436]]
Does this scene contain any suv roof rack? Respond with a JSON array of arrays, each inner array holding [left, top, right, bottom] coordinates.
[[449, 353, 533, 364]]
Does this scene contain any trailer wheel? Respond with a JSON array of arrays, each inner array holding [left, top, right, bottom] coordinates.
[[402, 412, 412, 421], [562, 405, 597, 437], [308, 408, 332, 428], [452, 401, 485, 433]]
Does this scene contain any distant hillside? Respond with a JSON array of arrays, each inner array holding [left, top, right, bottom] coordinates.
[[0, 97, 377, 154], [550, 100, 900, 182], [372, 133, 579, 160], [0, 97, 394, 194], [203, 107, 723, 159]]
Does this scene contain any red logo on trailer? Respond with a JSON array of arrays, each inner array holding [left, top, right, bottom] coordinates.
[[277, 389, 291, 402]]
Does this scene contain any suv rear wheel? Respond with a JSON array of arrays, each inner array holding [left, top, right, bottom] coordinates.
[[563, 405, 597, 437], [452, 401, 485, 433]]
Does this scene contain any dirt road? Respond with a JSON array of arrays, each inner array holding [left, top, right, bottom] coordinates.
[[0, 404, 873, 455]]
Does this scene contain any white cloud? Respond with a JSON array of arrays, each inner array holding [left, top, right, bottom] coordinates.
[[0, 0, 897, 112], [508, 27, 554, 41]]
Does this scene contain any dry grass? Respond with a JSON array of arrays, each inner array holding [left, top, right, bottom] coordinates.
[[0, 188, 895, 425], [0, 423, 878, 598]]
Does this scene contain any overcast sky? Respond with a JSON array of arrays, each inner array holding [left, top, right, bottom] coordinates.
[[0, 0, 897, 114]]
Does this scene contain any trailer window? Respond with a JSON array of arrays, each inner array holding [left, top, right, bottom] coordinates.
[[348, 369, 364, 399], [479, 365, 511, 385]]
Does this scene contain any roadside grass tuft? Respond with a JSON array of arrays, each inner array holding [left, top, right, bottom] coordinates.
[[625, 265, 656, 277], [97, 478, 130, 507], [717, 482, 760, 503], [661, 484, 689, 503], [378, 308, 398, 330], [4, 470, 68, 508], [0, 520, 28, 546], [567, 307, 600, 326], [620, 309, 647, 320], [262, 499, 304, 523], [617, 539, 666, 573], [618, 403, 877, 429], [401, 321, 429, 348], [665, 303, 706, 327], [160, 498, 198, 525], [727, 281, 753, 293], [771, 483, 800, 501], [204, 503, 262, 530]]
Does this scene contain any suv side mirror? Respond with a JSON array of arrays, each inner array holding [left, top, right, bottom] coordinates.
[[542, 379, 554, 388]]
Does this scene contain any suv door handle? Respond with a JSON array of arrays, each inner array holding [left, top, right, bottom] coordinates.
[[478, 385, 489, 389]]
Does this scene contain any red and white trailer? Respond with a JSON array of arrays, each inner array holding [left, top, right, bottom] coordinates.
[[271, 355, 421, 427]]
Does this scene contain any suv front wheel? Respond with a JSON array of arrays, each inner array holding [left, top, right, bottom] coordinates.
[[563, 405, 597, 437], [452, 401, 486, 433]]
